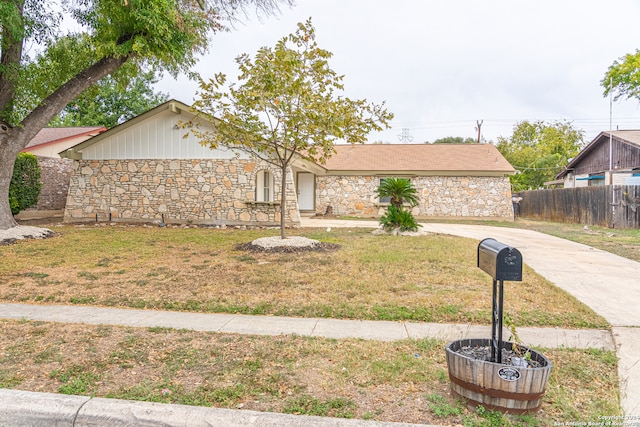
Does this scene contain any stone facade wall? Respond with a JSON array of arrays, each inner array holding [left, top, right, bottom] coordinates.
[[31, 156, 73, 211], [64, 159, 300, 226], [316, 175, 513, 219]]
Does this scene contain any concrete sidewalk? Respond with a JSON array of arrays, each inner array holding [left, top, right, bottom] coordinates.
[[303, 218, 640, 415], [0, 303, 613, 349]]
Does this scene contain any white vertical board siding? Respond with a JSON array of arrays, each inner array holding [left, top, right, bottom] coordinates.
[[614, 173, 633, 186], [81, 110, 248, 160]]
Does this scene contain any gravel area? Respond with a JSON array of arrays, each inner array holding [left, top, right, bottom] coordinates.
[[371, 227, 429, 236], [253, 236, 321, 248], [236, 236, 341, 253], [0, 225, 55, 246], [456, 345, 544, 368]]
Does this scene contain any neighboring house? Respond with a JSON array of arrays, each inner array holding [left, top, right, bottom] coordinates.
[[556, 130, 640, 188], [22, 127, 106, 158], [60, 100, 516, 226], [19, 126, 106, 213]]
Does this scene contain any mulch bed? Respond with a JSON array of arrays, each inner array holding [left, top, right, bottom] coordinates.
[[235, 241, 341, 253]]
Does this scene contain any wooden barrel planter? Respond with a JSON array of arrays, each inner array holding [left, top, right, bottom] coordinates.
[[445, 338, 552, 414]]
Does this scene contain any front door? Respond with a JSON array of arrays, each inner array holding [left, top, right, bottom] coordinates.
[[297, 172, 315, 211]]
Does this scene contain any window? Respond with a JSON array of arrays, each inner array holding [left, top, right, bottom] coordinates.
[[589, 175, 605, 187], [379, 177, 413, 204], [256, 170, 274, 202], [379, 178, 391, 204]]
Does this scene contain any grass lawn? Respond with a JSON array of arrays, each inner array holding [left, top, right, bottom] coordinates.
[[0, 319, 619, 426], [0, 222, 622, 425], [0, 224, 607, 328]]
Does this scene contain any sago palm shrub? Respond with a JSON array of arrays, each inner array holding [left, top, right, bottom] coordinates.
[[376, 177, 421, 232]]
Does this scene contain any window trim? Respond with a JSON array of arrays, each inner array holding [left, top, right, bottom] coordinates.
[[378, 177, 392, 204], [256, 170, 274, 202]]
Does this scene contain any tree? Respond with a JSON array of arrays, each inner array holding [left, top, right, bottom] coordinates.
[[428, 136, 476, 144], [189, 19, 393, 239], [9, 152, 41, 215], [0, 0, 290, 230], [376, 177, 419, 210], [49, 70, 169, 128], [376, 177, 420, 232], [602, 49, 640, 101], [496, 120, 584, 191]]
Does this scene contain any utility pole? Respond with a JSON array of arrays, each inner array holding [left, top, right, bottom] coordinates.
[[476, 120, 483, 144], [397, 128, 414, 144]]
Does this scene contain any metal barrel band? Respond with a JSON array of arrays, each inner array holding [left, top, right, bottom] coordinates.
[[449, 373, 546, 401], [451, 389, 542, 415]]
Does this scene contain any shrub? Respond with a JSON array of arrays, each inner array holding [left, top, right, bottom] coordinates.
[[377, 177, 421, 232], [380, 204, 421, 232], [9, 152, 42, 215]]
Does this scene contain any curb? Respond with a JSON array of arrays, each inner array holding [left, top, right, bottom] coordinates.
[[0, 389, 432, 427]]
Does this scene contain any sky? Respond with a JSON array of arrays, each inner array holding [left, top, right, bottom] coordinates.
[[156, 0, 640, 145]]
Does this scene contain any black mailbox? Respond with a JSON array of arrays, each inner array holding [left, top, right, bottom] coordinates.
[[477, 238, 522, 281]]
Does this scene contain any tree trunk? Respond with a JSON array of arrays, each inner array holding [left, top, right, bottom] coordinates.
[[0, 131, 24, 229], [0, 54, 129, 230], [280, 163, 287, 239]]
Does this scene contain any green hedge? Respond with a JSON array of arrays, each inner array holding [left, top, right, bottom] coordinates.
[[10, 152, 42, 215]]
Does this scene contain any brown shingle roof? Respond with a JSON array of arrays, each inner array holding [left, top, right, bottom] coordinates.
[[323, 143, 514, 175], [611, 130, 640, 146], [24, 127, 106, 149]]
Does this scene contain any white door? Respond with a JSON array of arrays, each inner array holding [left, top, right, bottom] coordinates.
[[297, 172, 315, 211]]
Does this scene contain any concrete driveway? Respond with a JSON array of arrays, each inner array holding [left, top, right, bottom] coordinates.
[[301, 218, 640, 415]]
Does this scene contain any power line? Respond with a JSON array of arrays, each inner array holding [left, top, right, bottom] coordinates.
[[397, 128, 414, 143], [387, 116, 640, 129]]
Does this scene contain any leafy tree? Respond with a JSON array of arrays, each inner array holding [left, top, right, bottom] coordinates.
[[376, 177, 420, 232], [602, 49, 640, 101], [0, 0, 289, 230], [189, 19, 393, 238], [49, 70, 169, 128], [9, 152, 41, 215], [496, 120, 584, 191], [429, 136, 476, 144]]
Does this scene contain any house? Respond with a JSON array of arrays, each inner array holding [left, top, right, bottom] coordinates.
[[556, 130, 640, 188], [18, 126, 106, 214], [22, 127, 106, 158], [60, 100, 516, 226], [293, 143, 515, 218]]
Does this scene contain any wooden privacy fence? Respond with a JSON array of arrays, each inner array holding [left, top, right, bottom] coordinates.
[[517, 186, 640, 229]]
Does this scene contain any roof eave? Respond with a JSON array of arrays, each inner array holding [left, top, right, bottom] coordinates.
[[323, 169, 515, 177]]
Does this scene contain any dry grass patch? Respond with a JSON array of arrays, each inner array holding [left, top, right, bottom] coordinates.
[[0, 320, 621, 426], [0, 224, 606, 328]]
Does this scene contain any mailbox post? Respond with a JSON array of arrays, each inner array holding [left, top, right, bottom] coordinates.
[[477, 238, 523, 363]]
